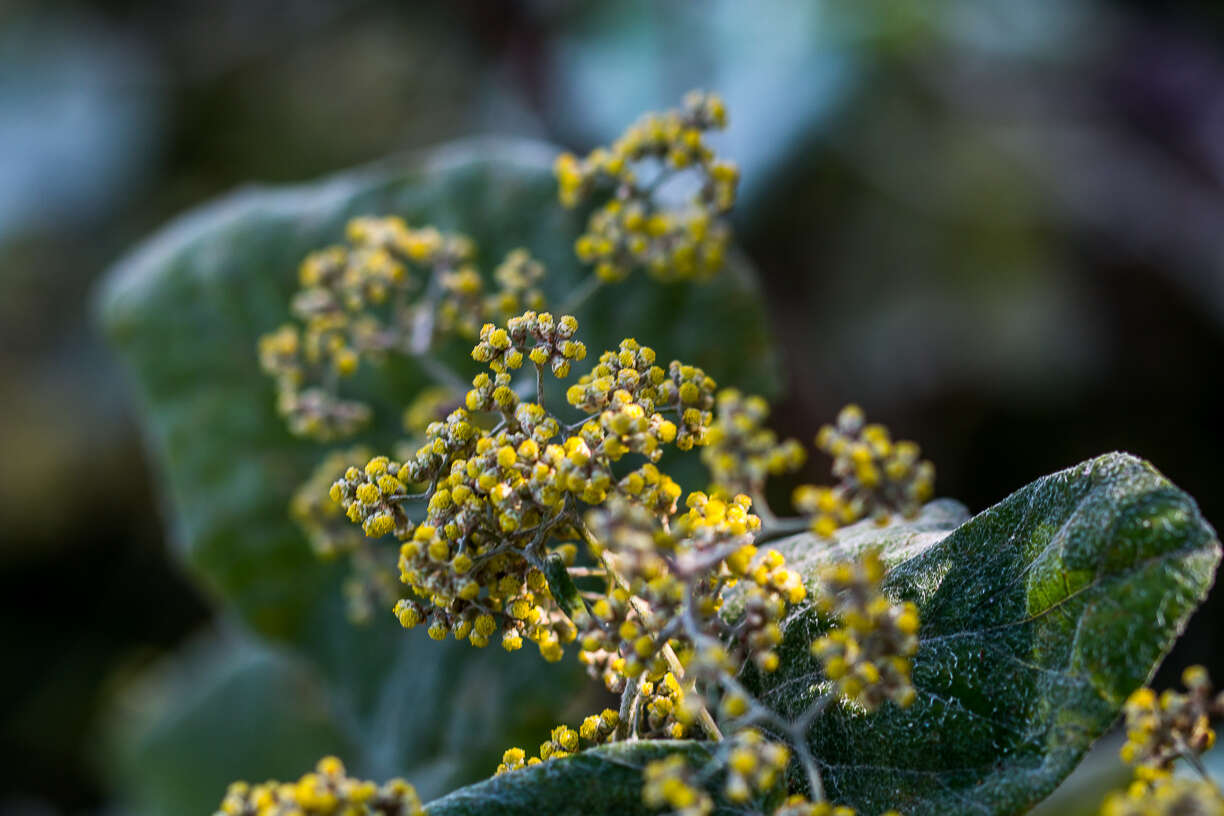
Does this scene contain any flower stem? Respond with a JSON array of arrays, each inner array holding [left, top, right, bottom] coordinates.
[[578, 521, 723, 742]]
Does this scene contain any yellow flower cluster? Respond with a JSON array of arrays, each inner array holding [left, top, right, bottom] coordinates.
[[464, 370, 519, 414], [703, 389, 806, 496], [496, 712, 619, 776], [724, 729, 790, 804], [291, 446, 401, 623], [642, 754, 714, 816], [672, 493, 760, 557], [437, 247, 551, 339], [471, 311, 586, 378], [731, 580, 789, 674], [565, 340, 716, 453], [577, 580, 667, 689], [294, 446, 374, 559], [575, 499, 691, 690], [774, 798, 860, 816], [581, 708, 621, 743], [639, 672, 697, 739], [811, 404, 935, 526], [572, 488, 804, 719], [401, 385, 457, 435], [811, 550, 919, 710], [683, 495, 796, 669], [665, 361, 719, 450], [214, 756, 423, 816], [250, 94, 961, 816], [555, 91, 738, 283], [1101, 777, 1224, 816], [329, 455, 414, 539], [487, 248, 547, 318], [642, 748, 871, 816], [329, 439, 573, 660], [566, 338, 665, 413], [792, 483, 858, 540], [327, 315, 763, 668], [258, 213, 557, 440], [1120, 666, 1221, 779]]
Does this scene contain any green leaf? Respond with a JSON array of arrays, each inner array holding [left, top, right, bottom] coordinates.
[[96, 137, 779, 812], [104, 634, 354, 816], [747, 452, 1220, 815], [425, 741, 726, 816], [544, 553, 586, 620]]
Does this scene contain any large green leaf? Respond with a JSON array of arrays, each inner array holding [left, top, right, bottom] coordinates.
[[426, 741, 727, 816], [539, 454, 1215, 816], [96, 137, 778, 812], [104, 633, 354, 816], [746, 452, 1220, 815]]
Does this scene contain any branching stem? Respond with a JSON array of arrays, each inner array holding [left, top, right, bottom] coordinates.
[[749, 486, 777, 526], [577, 521, 723, 742], [616, 675, 640, 741], [677, 586, 830, 802], [1178, 741, 1224, 799]]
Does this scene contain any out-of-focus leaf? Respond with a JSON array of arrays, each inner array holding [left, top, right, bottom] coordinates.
[[106, 634, 351, 816], [549, 0, 862, 208], [746, 452, 1219, 814], [96, 137, 778, 811]]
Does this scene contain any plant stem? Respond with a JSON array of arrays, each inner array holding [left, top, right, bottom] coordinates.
[[616, 676, 640, 741], [1179, 745, 1224, 798], [565, 566, 607, 577], [750, 486, 777, 526], [387, 491, 432, 503], [559, 274, 605, 315], [791, 730, 826, 802], [754, 517, 811, 546], [577, 521, 723, 742], [676, 589, 831, 803]]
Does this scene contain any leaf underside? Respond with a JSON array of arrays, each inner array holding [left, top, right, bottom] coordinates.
[[434, 454, 1219, 816], [426, 741, 728, 816], [754, 452, 1220, 815]]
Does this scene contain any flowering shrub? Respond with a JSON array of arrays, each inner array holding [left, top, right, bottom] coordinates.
[[100, 94, 1221, 816]]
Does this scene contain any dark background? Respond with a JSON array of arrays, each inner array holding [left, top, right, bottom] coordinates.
[[2, 0, 1223, 812]]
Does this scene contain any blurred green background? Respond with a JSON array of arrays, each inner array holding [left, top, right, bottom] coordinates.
[[3, 0, 1224, 813]]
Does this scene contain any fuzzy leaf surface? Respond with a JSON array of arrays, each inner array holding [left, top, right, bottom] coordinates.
[[748, 452, 1220, 815], [425, 741, 728, 816]]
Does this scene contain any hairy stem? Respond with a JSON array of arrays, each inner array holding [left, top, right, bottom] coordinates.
[[565, 566, 608, 578], [1178, 742, 1224, 798], [749, 486, 777, 526], [616, 676, 640, 741], [677, 589, 830, 802], [791, 730, 826, 802], [754, 517, 811, 546], [577, 521, 723, 742]]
